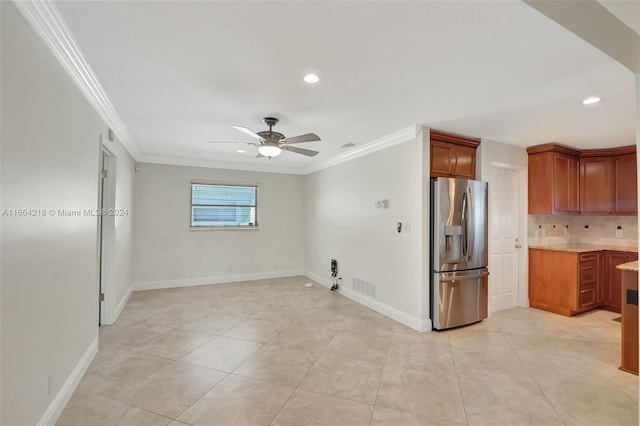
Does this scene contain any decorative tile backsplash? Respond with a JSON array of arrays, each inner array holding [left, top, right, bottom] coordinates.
[[528, 215, 638, 248]]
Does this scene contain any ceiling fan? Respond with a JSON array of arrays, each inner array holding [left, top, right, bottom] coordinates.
[[210, 117, 321, 158]]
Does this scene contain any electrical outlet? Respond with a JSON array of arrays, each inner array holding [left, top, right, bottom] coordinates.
[[171, 269, 177, 277], [403, 222, 411, 233], [616, 226, 623, 238], [331, 259, 338, 277]]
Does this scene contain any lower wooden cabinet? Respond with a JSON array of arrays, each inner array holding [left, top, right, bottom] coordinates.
[[529, 248, 637, 316], [620, 268, 638, 374], [605, 251, 639, 313]]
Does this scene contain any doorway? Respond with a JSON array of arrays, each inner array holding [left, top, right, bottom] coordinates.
[[98, 145, 116, 325], [488, 162, 527, 313]]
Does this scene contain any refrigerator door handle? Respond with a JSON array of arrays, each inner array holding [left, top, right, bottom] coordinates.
[[461, 190, 468, 257], [440, 271, 489, 282], [466, 186, 473, 261]]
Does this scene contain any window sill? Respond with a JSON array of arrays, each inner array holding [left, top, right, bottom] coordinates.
[[189, 226, 260, 232]]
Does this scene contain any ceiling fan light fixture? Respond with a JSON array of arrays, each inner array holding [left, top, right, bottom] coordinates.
[[258, 145, 282, 157]]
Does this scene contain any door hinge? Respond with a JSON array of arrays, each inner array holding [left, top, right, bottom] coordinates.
[[100, 293, 105, 301], [101, 169, 108, 179]]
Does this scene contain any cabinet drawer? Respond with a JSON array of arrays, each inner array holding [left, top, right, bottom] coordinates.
[[580, 288, 597, 308], [579, 259, 597, 288], [580, 265, 597, 285], [579, 253, 597, 262]]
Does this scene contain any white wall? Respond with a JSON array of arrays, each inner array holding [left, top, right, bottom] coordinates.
[[132, 163, 306, 289], [2, 2, 99, 423], [476, 138, 528, 180], [304, 127, 429, 330], [0, 3, 136, 423]]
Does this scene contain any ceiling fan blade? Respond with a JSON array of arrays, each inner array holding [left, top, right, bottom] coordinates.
[[281, 145, 319, 157], [209, 141, 255, 144], [280, 133, 321, 144], [232, 125, 264, 140]]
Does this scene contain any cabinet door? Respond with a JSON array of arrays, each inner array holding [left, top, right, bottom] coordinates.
[[529, 249, 579, 316], [528, 152, 553, 214], [581, 157, 614, 215], [452, 146, 476, 179], [596, 251, 605, 305], [553, 154, 579, 214], [614, 154, 638, 215], [605, 251, 639, 313], [430, 141, 454, 177]]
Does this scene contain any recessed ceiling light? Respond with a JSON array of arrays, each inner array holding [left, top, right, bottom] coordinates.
[[237, 149, 246, 153], [304, 74, 320, 84], [582, 97, 601, 105]]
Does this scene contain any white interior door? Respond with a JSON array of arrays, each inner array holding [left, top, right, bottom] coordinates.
[[489, 165, 519, 312], [99, 147, 116, 325]]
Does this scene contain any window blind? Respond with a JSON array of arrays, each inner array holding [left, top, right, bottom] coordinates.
[[191, 184, 257, 227]]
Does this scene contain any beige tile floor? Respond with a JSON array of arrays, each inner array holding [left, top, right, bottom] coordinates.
[[57, 276, 639, 426]]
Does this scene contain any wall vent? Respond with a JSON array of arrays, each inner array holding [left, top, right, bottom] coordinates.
[[353, 276, 377, 299]]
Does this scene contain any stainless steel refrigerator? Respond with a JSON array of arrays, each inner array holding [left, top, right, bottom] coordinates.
[[431, 177, 489, 330]]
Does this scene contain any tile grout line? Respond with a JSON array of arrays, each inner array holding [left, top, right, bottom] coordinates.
[[171, 371, 231, 423], [265, 314, 341, 426], [448, 332, 471, 426], [499, 324, 568, 426], [369, 331, 392, 426], [106, 341, 230, 422], [73, 387, 177, 423]]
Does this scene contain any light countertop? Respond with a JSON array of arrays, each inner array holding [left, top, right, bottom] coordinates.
[[617, 261, 639, 272], [528, 243, 638, 253]]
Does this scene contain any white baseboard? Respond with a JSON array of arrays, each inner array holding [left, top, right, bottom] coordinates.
[[133, 269, 306, 291], [304, 271, 432, 332], [110, 287, 132, 324], [38, 336, 98, 426]]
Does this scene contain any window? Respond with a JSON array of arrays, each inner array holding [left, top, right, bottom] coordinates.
[[190, 183, 257, 228]]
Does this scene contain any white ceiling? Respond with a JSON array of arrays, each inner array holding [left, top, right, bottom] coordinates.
[[55, 1, 636, 171]]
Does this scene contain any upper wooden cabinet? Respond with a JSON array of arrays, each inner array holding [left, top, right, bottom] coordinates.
[[527, 144, 580, 215], [430, 131, 480, 179], [614, 153, 638, 215], [580, 156, 614, 214], [580, 147, 637, 216], [527, 143, 637, 215]]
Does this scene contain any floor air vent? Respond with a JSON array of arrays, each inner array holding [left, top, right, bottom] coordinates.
[[353, 277, 377, 299]]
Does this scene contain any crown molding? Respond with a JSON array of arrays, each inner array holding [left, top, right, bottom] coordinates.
[[139, 125, 420, 175], [13, 0, 141, 159], [302, 125, 419, 174], [137, 154, 308, 175]]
